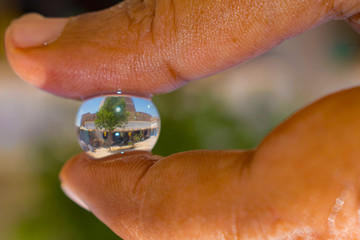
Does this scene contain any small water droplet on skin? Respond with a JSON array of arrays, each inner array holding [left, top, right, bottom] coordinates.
[[327, 189, 350, 237]]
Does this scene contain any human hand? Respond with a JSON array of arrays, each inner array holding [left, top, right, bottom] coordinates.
[[5, 0, 360, 239]]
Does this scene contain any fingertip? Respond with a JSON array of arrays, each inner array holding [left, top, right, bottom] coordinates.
[[59, 151, 159, 210], [4, 14, 62, 96], [61, 182, 90, 211], [59, 153, 82, 186], [59, 153, 89, 210], [6, 13, 68, 49], [59, 152, 160, 238]]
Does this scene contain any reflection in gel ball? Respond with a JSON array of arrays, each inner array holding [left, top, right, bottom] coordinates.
[[75, 94, 161, 159]]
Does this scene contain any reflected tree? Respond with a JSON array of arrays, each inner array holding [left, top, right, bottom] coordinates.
[[131, 133, 142, 148], [95, 97, 130, 150]]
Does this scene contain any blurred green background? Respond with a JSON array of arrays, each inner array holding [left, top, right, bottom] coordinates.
[[1, 0, 360, 239]]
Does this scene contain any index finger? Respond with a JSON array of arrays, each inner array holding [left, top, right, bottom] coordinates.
[[5, 0, 359, 99]]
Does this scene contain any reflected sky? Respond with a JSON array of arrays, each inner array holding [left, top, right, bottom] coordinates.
[[76, 96, 159, 126]]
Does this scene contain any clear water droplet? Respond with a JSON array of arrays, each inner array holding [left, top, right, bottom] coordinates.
[[76, 94, 160, 159]]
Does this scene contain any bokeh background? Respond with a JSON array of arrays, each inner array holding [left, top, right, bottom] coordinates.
[[1, 0, 360, 239]]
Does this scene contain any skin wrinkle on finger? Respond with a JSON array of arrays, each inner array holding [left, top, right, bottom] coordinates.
[[124, 0, 156, 42], [101, 0, 186, 92], [332, 0, 360, 19], [347, 13, 360, 33]]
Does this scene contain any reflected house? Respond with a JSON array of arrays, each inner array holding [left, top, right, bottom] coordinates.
[[78, 97, 159, 149], [79, 112, 98, 147]]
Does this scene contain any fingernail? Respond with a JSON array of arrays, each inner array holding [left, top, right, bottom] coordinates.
[[9, 13, 68, 48], [61, 183, 90, 211]]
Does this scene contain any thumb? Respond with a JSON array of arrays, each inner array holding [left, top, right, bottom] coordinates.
[[5, 1, 360, 99], [60, 151, 161, 239], [60, 150, 256, 240], [60, 87, 360, 239]]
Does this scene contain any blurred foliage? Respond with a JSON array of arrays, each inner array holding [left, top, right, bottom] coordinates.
[[328, 22, 360, 64], [153, 91, 258, 155], [152, 89, 284, 156], [0, 1, 19, 58], [6, 142, 120, 240]]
